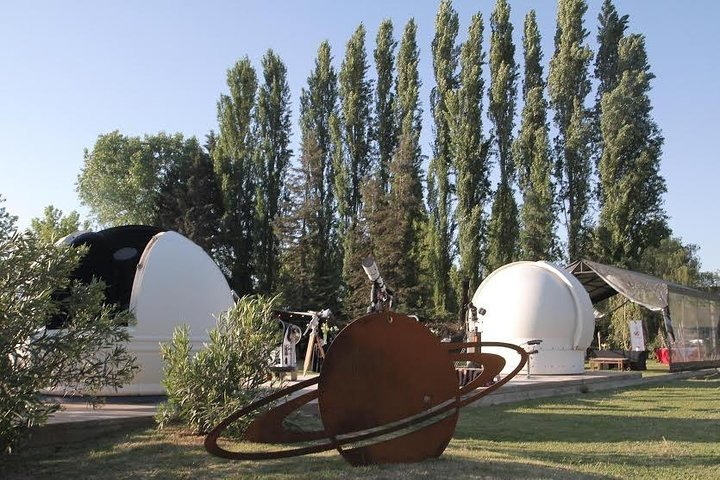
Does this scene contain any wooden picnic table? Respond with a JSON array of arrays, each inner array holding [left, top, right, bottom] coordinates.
[[588, 357, 628, 370]]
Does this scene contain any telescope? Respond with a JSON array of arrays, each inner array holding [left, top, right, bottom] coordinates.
[[362, 257, 385, 288], [362, 256, 394, 312]]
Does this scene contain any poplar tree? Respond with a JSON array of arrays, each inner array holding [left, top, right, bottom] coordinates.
[[286, 41, 342, 308], [331, 113, 350, 228], [593, 0, 628, 197], [548, 0, 593, 261], [366, 18, 427, 312], [428, 0, 459, 315], [514, 10, 558, 261], [276, 133, 329, 309], [339, 24, 373, 219], [595, 0, 628, 105], [255, 50, 292, 294], [374, 20, 397, 193], [487, 0, 519, 272], [447, 12, 490, 292], [595, 34, 669, 267], [394, 17, 425, 238], [213, 57, 258, 295], [338, 24, 374, 317]]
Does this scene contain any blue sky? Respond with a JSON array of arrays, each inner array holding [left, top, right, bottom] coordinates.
[[1, 1, 718, 272]]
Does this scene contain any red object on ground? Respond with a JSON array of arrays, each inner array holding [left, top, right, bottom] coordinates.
[[655, 347, 670, 364]]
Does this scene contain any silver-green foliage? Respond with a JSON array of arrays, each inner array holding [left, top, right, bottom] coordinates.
[[514, 11, 558, 261], [0, 233, 137, 453], [428, 0, 459, 315], [158, 295, 280, 435], [374, 19, 397, 192], [0, 195, 17, 238], [255, 50, 293, 294], [29, 205, 84, 244], [487, 0, 519, 272], [448, 12, 490, 292], [548, 0, 594, 261], [595, 34, 668, 266]]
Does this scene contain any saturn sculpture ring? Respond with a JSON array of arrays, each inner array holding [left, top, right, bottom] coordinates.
[[204, 310, 528, 466]]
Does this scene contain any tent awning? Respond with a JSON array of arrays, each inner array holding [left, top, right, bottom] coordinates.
[[568, 259, 720, 368], [566, 259, 669, 311]]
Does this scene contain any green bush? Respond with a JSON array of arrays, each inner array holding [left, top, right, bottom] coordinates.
[[157, 295, 281, 435], [0, 233, 138, 453]]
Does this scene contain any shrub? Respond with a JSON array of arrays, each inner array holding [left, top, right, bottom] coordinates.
[[157, 295, 281, 435], [0, 233, 138, 453]]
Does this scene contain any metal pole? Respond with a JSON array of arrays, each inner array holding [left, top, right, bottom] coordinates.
[[526, 353, 531, 379]]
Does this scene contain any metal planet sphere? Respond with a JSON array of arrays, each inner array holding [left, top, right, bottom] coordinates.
[[204, 311, 528, 466]]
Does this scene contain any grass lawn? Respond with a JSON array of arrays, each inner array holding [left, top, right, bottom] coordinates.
[[640, 359, 670, 376], [2, 375, 719, 480]]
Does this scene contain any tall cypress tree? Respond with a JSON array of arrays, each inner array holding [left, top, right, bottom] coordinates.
[[448, 12, 490, 293], [374, 20, 397, 193], [514, 10, 557, 261], [213, 57, 257, 295], [548, 0, 593, 261], [255, 50, 292, 294], [338, 24, 374, 318], [487, 0, 519, 272], [595, 34, 669, 267], [428, 0, 459, 315]]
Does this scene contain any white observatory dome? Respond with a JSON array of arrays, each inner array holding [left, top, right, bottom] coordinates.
[[470, 261, 594, 375], [55, 227, 234, 395], [124, 231, 234, 394]]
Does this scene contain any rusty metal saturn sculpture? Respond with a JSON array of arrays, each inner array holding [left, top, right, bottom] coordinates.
[[205, 258, 528, 466]]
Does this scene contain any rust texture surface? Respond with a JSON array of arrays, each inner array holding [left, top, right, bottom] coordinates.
[[204, 311, 528, 466]]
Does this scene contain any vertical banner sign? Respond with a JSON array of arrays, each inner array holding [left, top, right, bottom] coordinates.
[[629, 320, 645, 351]]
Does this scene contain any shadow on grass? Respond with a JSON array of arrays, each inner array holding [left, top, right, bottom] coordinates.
[[2, 379, 718, 479], [0, 424, 618, 480]]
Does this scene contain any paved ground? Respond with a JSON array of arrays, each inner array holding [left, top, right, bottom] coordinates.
[[28, 368, 716, 448]]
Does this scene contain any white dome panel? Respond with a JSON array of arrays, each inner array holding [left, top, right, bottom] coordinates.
[[120, 231, 234, 394]]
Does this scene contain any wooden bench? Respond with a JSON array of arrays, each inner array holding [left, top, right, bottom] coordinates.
[[589, 357, 628, 371]]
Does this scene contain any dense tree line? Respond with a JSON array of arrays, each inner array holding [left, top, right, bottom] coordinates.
[[73, 0, 715, 336]]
